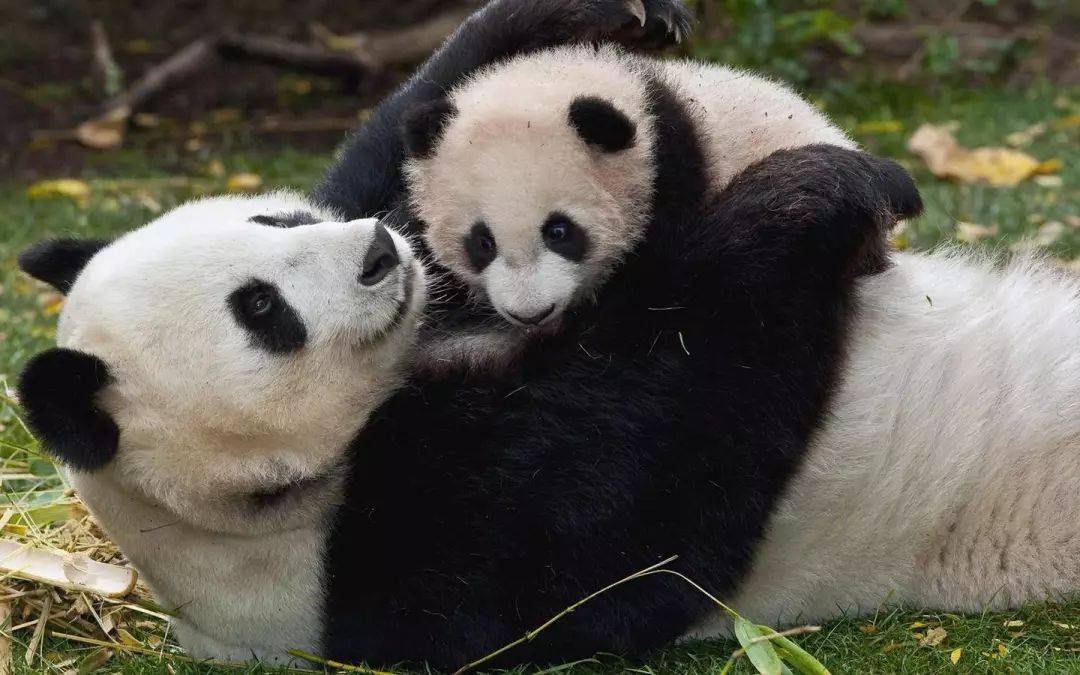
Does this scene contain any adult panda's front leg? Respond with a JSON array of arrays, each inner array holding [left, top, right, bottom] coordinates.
[[312, 0, 691, 227]]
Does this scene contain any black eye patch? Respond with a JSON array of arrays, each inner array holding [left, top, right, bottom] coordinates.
[[463, 221, 498, 273], [249, 211, 321, 228], [541, 212, 588, 262], [227, 279, 307, 354]]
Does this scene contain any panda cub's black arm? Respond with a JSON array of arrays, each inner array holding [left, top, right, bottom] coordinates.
[[311, 0, 691, 229]]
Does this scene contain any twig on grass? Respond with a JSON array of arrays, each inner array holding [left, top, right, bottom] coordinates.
[[286, 648, 397, 674], [451, 555, 679, 675]]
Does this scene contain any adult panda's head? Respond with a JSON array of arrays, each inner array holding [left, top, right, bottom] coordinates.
[[403, 45, 654, 329], [15, 193, 425, 534]]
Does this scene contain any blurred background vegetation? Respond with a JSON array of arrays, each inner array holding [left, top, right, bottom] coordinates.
[[3, 0, 1076, 176]]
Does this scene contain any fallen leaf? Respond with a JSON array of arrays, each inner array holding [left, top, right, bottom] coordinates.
[[909, 621, 929, 629], [132, 113, 160, 128], [856, 120, 904, 134], [859, 623, 879, 634], [907, 124, 1057, 186], [881, 641, 903, 654], [1035, 158, 1064, 174], [1034, 175, 1064, 188], [26, 179, 91, 206], [1051, 113, 1080, 131], [75, 106, 130, 149], [954, 222, 999, 243], [997, 643, 1008, 657], [1003, 620, 1025, 628], [920, 627, 948, 647], [950, 647, 962, 664], [1035, 221, 1067, 246], [226, 173, 263, 192], [1006, 122, 1046, 147]]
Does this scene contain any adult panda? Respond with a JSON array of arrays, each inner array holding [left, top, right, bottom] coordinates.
[[9, 145, 966, 669], [397, 43, 855, 370]]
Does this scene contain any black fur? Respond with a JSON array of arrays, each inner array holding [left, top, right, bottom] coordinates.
[[323, 144, 912, 670], [227, 280, 307, 354], [401, 99, 458, 159], [18, 238, 110, 294], [568, 96, 637, 152], [463, 221, 499, 273], [17, 348, 119, 471], [542, 213, 589, 262], [249, 211, 320, 228]]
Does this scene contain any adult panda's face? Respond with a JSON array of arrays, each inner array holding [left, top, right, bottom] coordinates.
[[403, 45, 654, 329], [16, 193, 425, 534]]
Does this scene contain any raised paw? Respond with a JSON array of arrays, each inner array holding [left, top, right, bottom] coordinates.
[[546, 0, 693, 48]]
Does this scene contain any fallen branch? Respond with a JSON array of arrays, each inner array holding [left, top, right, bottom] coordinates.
[[75, 11, 472, 150]]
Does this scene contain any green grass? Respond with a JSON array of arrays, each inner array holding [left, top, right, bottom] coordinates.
[[0, 85, 1077, 674]]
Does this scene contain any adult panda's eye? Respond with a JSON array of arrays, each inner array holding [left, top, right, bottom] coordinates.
[[464, 221, 498, 272], [248, 291, 274, 317]]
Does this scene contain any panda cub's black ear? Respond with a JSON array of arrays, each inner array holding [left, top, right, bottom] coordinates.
[[401, 98, 458, 159], [18, 238, 110, 294], [568, 96, 636, 153], [17, 348, 119, 471]]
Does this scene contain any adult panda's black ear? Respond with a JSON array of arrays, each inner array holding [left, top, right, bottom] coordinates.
[[17, 348, 119, 471], [568, 96, 636, 153], [401, 98, 458, 159], [18, 238, 110, 294]]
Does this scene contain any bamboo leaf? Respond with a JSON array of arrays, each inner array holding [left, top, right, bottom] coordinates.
[[733, 617, 783, 675]]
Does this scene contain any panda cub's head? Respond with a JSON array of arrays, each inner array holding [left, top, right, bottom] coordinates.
[[16, 193, 424, 533], [403, 45, 652, 329]]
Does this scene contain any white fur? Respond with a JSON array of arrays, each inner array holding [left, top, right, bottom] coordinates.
[[405, 44, 853, 334], [50, 191, 1078, 660], [58, 192, 426, 662], [690, 251, 1080, 637]]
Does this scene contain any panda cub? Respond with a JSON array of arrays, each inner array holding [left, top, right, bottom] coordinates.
[[402, 43, 854, 370]]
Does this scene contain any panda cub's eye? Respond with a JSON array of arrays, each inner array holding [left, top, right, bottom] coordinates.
[[541, 213, 587, 262], [464, 221, 498, 272], [543, 220, 570, 242]]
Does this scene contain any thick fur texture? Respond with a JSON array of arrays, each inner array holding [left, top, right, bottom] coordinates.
[[402, 44, 856, 354], [323, 145, 914, 668], [18, 348, 119, 470], [698, 251, 1080, 634], [17, 192, 426, 661]]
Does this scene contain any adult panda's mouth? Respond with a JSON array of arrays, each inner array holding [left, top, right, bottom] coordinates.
[[365, 259, 420, 345]]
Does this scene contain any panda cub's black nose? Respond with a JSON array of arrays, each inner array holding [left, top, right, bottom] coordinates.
[[360, 223, 400, 286]]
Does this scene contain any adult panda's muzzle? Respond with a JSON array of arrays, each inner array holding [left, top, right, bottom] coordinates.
[[359, 222, 400, 287]]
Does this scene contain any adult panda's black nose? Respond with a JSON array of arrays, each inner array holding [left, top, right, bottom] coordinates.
[[360, 223, 400, 286]]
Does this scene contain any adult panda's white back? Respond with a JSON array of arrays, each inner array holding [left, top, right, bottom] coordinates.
[[693, 250, 1080, 634]]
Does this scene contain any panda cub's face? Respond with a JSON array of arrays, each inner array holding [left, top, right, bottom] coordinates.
[[18, 192, 424, 533], [404, 45, 654, 329]]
